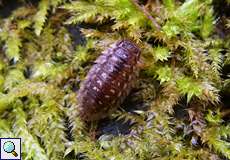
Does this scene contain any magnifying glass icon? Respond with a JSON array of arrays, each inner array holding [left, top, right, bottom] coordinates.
[[3, 141, 18, 157]]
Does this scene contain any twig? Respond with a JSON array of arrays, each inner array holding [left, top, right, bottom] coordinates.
[[221, 108, 230, 117], [131, 0, 161, 31]]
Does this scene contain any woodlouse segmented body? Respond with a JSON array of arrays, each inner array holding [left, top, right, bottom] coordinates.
[[77, 40, 141, 121]]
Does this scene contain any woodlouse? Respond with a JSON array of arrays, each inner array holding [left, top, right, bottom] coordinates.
[[77, 40, 141, 121]]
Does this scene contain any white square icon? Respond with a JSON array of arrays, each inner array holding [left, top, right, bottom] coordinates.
[[0, 138, 21, 160]]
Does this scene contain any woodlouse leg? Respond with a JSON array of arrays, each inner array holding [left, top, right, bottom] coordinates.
[[89, 121, 101, 140], [137, 59, 145, 69]]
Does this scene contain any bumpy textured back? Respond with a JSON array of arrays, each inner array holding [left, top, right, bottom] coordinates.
[[77, 40, 141, 121]]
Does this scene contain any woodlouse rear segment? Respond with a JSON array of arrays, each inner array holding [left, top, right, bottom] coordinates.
[[77, 40, 141, 121]]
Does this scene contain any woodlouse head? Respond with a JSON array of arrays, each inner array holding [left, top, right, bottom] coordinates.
[[117, 40, 140, 56]]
